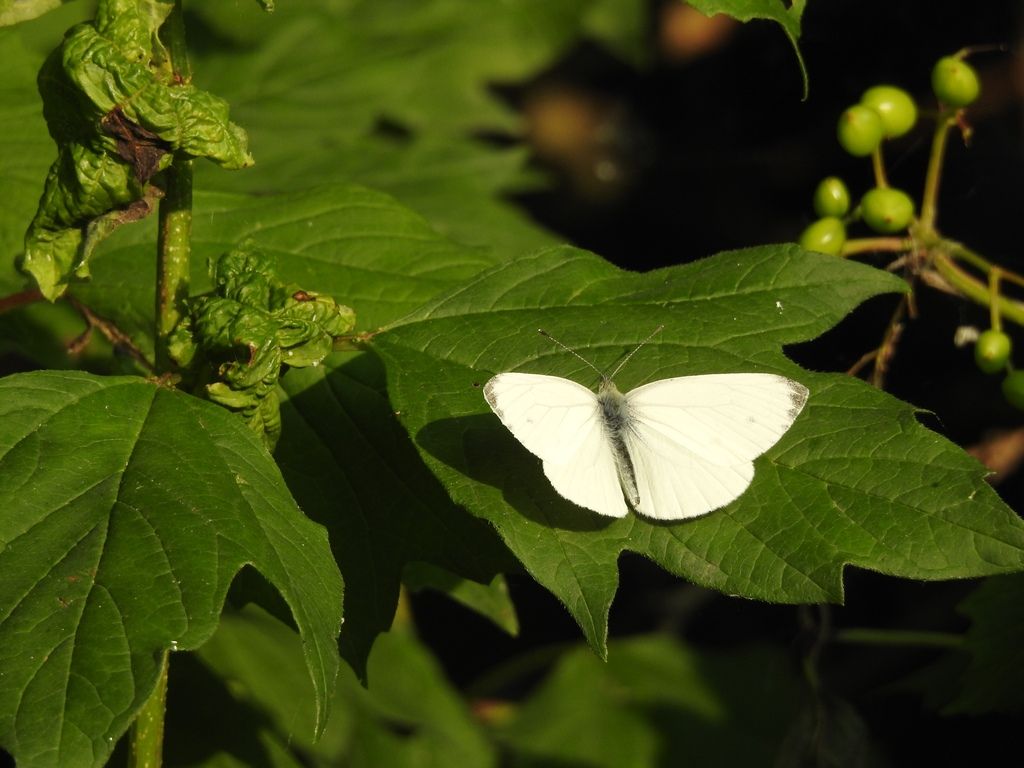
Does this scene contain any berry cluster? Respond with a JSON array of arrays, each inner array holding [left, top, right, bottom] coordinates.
[[795, 52, 1021, 404], [800, 56, 980, 257]]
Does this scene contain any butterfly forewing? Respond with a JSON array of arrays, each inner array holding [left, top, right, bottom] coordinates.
[[484, 373, 629, 517], [623, 374, 808, 520]]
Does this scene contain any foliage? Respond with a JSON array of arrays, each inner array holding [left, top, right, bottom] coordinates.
[[1, 1, 1022, 766]]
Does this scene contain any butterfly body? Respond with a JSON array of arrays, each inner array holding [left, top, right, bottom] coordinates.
[[485, 367, 808, 521], [596, 379, 641, 507]]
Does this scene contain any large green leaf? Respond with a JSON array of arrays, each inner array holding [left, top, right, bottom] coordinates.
[[0, 371, 343, 768], [274, 350, 514, 675], [196, 134, 558, 262], [374, 244, 1024, 655], [48, 181, 516, 676], [181, 0, 641, 256], [71, 183, 499, 356]]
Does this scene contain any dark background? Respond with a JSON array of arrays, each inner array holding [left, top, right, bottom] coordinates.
[[412, 0, 1024, 763]]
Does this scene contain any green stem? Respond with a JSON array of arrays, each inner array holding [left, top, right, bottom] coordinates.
[[155, 158, 193, 372], [870, 145, 889, 189], [990, 269, 1003, 331], [135, 3, 190, 764], [932, 252, 1024, 327], [154, 0, 193, 373], [161, 0, 192, 81], [946, 239, 1024, 289], [128, 651, 169, 768], [841, 237, 912, 257], [834, 628, 964, 650], [920, 113, 954, 232]]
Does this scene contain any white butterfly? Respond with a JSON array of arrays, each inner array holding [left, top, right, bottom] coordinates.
[[484, 328, 809, 521]]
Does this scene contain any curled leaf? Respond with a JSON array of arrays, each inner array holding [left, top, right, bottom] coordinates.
[[169, 245, 356, 449], [20, 0, 252, 299]]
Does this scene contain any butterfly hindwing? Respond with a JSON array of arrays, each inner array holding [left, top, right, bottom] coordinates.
[[623, 373, 808, 520], [484, 373, 628, 517]]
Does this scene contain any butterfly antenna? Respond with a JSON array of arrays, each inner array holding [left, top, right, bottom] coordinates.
[[537, 329, 604, 378], [608, 325, 665, 380], [538, 325, 666, 381]]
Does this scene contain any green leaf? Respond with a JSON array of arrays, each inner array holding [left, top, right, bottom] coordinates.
[[20, 1, 253, 299], [0, 371, 343, 768], [184, 606, 494, 767], [374, 244, 1024, 656], [499, 636, 801, 767], [275, 351, 514, 676], [181, 0, 643, 256], [685, 0, 809, 98], [0, 0, 64, 28], [29, 181, 517, 676], [73, 183, 500, 357], [196, 134, 558, 262], [404, 563, 520, 637], [948, 573, 1024, 714], [0, 31, 54, 293]]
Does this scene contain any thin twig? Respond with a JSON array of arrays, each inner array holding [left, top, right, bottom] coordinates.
[[846, 349, 878, 378], [67, 295, 156, 372], [871, 294, 910, 388]]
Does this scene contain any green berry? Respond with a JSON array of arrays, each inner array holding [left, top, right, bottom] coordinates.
[[813, 177, 851, 218], [860, 85, 918, 138], [976, 329, 1012, 374], [837, 104, 884, 157], [799, 217, 846, 256], [932, 56, 980, 108], [1002, 370, 1024, 409], [860, 187, 915, 234]]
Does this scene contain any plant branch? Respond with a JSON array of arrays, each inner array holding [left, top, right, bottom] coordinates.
[[0, 289, 44, 314], [67, 295, 156, 372], [870, 294, 909, 388], [155, 158, 193, 373], [931, 252, 1024, 327], [841, 237, 913, 257], [153, 0, 194, 374]]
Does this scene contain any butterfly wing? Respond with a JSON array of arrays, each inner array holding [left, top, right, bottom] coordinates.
[[484, 373, 628, 517], [622, 373, 808, 520]]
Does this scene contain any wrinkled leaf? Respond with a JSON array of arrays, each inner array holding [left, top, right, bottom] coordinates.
[[0, 371, 343, 768], [374, 244, 1024, 655], [169, 245, 356, 449], [685, 0, 809, 97], [21, 0, 252, 299]]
